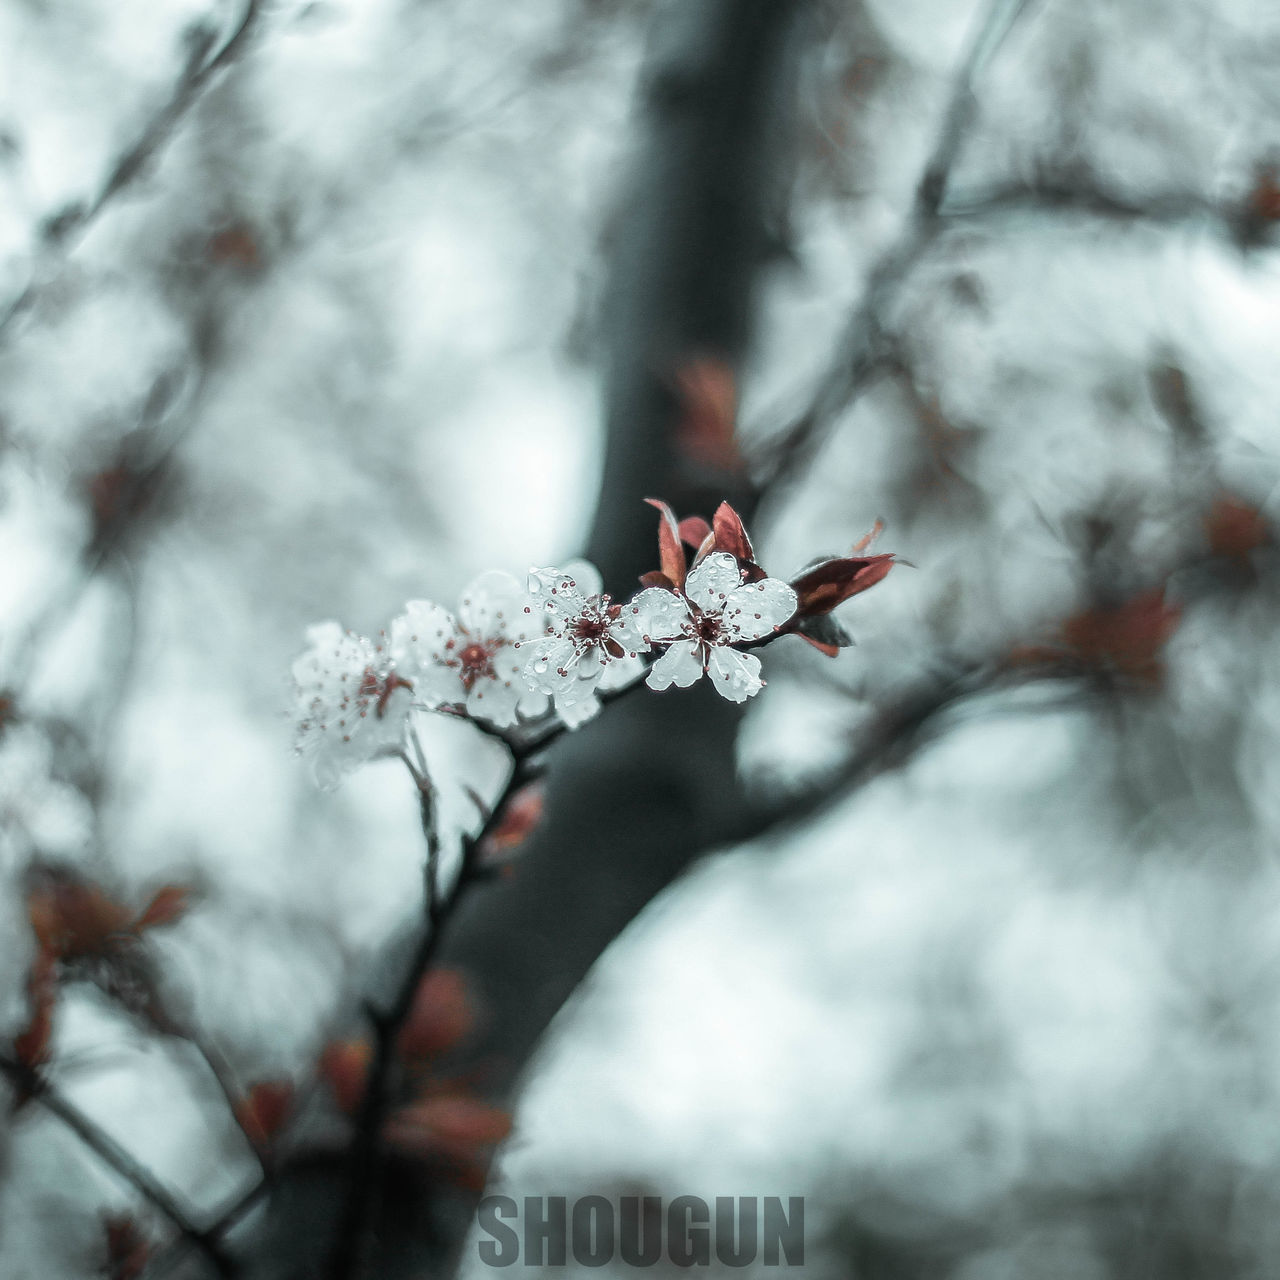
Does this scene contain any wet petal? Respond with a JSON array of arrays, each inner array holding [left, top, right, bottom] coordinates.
[[722, 577, 798, 642], [563, 558, 603, 598], [415, 663, 467, 708], [627, 587, 691, 644], [683, 551, 742, 615], [599, 652, 647, 692], [553, 689, 601, 728], [457, 571, 525, 635], [467, 677, 523, 728], [646, 639, 704, 691], [390, 601, 456, 670], [706, 646, 764, 702], [527, 567, 589, 619]]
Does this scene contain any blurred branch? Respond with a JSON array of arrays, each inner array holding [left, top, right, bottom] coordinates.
[[0, 1054, 236, 1277], [754, 0, 1041, 495], [324, 753, 540, 1280], [940, 178, 1247, 235], [0, 0, 262, 339]]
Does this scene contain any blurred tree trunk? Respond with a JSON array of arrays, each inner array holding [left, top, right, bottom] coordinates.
[[246, 3, 811, 1278]]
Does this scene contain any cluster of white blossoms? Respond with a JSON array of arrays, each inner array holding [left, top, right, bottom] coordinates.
[[292, 552, 800, 788]]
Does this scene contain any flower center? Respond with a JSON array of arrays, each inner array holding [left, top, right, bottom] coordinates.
[[690, 609, 725, 647], [457, 641, 499, 690], [359, 668, 414, 718]]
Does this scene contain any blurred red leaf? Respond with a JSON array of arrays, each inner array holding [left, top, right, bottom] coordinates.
[[789, 554, 896, 618], [1050, 588, 1183, 685], [639, 570, 675, 590], [135, 885, 191, 931], [319, 1038, 371, 1116], [101, 1214, 151, 1280], [1250, 168, 1280, 222], [235, 1080, 294, 1149], [479, 784, 545, 860], [27, 869, 194, 964], [383, 1089, 511, 1190], [673, 357, 741, 472], [1205, 493, 1269, 561], [207, 224, 261, 270], [398, 969, 474, 1062], [644, 498, 687, 588], [27, 871, 135, 961]]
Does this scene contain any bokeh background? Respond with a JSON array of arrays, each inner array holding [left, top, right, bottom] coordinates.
[[4, 0, 1280, 1277]]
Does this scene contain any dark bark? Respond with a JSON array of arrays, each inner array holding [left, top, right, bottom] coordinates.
[[241, 4, 811, 1278]]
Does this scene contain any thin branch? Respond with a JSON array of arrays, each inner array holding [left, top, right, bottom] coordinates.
[[939, 179, 1244, 235], [142, 1178, 270, 1280], [324, 754, 538, 1280], [0, 1055, 235, 1277], [0, 0, 262, 339], [754, 0, 1041, 495]]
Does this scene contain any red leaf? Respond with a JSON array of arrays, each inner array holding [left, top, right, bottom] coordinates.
[[27, 869, 135, 961], [319, 1038, 371, 1116], [1205, 493, 1268, 561], [207, 224, 261, 270], [479, 784, 544, 860], [102, 1214, 152, 1280], [794, 631, 841, 658], [672, 357, 741, 472], [678, 516, 712, 549], [1250, 168, 1280, 222], [850, 519, 885, 555], [135, 885, 190, 931], [639, 571, 675, 590], [711, 502, 754, 563], [383, 1093, 512, 1162], [235, 1080, 294, 1148], [398, 969, 474, 1062], [1058, 588, 1182, 685], [789, 554, 895, 617], [644, 498, 687, 589]]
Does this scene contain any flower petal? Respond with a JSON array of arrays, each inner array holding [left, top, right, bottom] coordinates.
[[467, 677, 523, 728], [722, 577, 798, 642], [457, 571, 525, 635], [527, 567, 588, 620], [627, 587, 691, 644], [646, 639, 704, 691], [390, 601, 456, 670], [599, 652, 647, 692], [683, 551, 742, 614], [554, 690, 601, 728], [706, 646, 764, 702], [415, 663, 467, 708], [562, 558, 603, 598]]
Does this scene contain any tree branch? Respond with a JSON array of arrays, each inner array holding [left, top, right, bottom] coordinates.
[[0, 1054, 236, 1277], [0, 0, 262, 339]]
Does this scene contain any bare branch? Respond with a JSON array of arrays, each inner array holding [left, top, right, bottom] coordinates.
[[0, 1054, 236, 1277], [754, 0, 1042, 495], [0, 0, 262, 340]]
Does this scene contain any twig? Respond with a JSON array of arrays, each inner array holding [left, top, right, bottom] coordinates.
[[754, 0, 1041, 495], [0, 1055, 235, 1277], [323, 754, 539, 1280], [0, 0, 262, 339]]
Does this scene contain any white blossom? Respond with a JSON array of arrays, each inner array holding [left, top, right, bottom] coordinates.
[[519, 560, 650, 722], [631, 551, 798, 703], [390, 571, 548, 728], [291, 622, 413, 788]]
